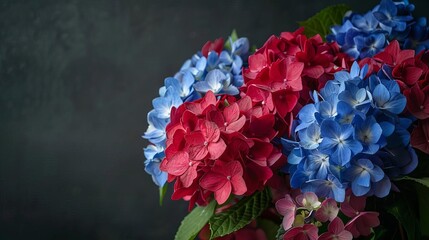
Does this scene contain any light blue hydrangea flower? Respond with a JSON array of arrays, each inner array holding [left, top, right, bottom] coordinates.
[[143, 33, 250, 187]]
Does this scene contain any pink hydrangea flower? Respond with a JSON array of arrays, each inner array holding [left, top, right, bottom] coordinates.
[[295, 192, 321, 211], [315, 198, 339, 222], [275, 194, 297, 231]]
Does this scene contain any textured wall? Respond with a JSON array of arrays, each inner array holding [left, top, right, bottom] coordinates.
[[1, 0, 428, 239]]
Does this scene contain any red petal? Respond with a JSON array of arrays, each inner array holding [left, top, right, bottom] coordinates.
[[201, 120, 221, 142], [225, 115, 246, 132], [200, 172, 227, 191], [411, 119, 429, 154], [200, 91, 217, 110], [223, 103, 240, 123], [188, 144, 208, 161], [180, 165, 198, 188], [303, 65, 324, 79], [403, 67, 423, 85], [208, 138, 226, 160], [328, 217, 345, 234], [231, 175, 247, 196], [185, 131, 205, 145], [214, 182, 232, 204], [206, 107, 225, 128], [286, 62, 304, 82], [248, 53, 267, 72], [273, 90, 299, 118], [165, 151, 190, 176], [181, 110, 199, 131], [225, 161, 244, 177]]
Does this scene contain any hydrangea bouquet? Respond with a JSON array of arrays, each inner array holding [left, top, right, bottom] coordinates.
[[143, 1, 429, 239]]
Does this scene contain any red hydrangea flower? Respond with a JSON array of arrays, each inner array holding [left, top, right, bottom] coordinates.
[[341, 191, 380, 238], [283, 224, 318, 240], [160, 91, 283, 208], [411, 118, 429, 154], [403, 84, 429, 119], [200, 160, 247, 204], [318, 217, 353, 240], [241, 27, 351, 137]]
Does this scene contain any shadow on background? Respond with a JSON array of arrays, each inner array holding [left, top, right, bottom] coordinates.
[[0, 0, 428, 239]]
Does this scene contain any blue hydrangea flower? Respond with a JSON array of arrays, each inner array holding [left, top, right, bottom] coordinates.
[[143, 34, 250, 187], [152, 86, 183, 119], [319, 119, 363, 166], [301, 174, 346, 202], [144, 144, 167, 186], [193, 69, 239, 95], [328, 0, 429, 58], [281, 61, 417, 200], [345, 158, 385, 196]]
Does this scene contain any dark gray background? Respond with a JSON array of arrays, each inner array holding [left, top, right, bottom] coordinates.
[[1, 0, 428, 239]]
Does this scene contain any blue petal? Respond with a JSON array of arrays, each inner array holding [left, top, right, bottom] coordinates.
[[148, 110, 168, 130], [320, 137, 338, 153], [352, 180, 370, 196], [196, 57, 207, 71], [288, 148, 304, 165], [145, 161, 167, 187], [380, 121, 395, 136], [221, 85, 239, 95], [193, 81, 214, 93], [333, 145, 351, 166], [347, 139, 363, 154], [383, 93, 406, 114], [180, 59, 192, 71], [370, 165, 385, 182], [321, 119, 341, 139], [374, 176, 391, 198], [207, 51, 219, 67], [373, 83, 391, 107], [340, 124, 354, 139], [350, 62, 360, 78], [232, 37, 250, 56], [218, 51, 232, 64]]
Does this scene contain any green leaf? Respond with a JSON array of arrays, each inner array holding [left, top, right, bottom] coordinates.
[[225, 29, 239, 51], [399, 176, 429, 188], [175, 200, 217, 240], [275, 224, 286, 240], [415, 184, 429, 236], [370, 227, 387, 240], [230, 29, 238, 42], [387, 197, 420, 240], [257, 218, 278, 240], [298, 4, 350, 39], [209, 188, 271, 239], [159, 184, 168, 206]]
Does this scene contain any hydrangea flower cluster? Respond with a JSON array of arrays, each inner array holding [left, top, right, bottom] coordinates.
[[275, 190, 379, 239], [159, 91, 283, 207], [241, 28, 352, 137], [143, 36, 250, 187], [328, 0, 429, 59], [282, 61, 417, 201]]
